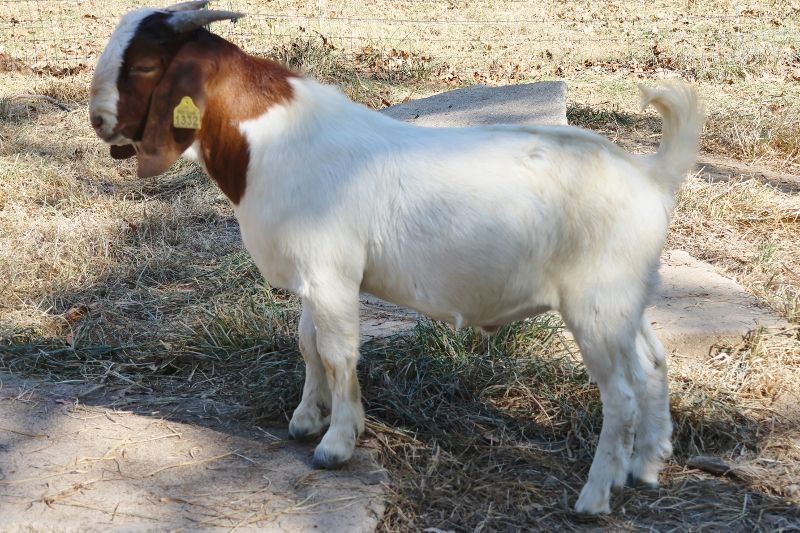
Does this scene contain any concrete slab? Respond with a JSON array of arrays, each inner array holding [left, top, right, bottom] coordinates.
[[650, 250, 789, 357], [379, 81, 567, 127], [0, 373, 386, 532], [360, 294, 418, 343]]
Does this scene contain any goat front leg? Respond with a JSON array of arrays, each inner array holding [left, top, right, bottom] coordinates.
[[306, 284, 364, 468], [288, 301, 332, 440]]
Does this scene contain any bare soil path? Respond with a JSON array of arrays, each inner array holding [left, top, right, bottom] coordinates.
[[0, 373, 385, 532]]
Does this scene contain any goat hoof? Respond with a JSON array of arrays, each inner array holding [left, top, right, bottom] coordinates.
[[626, 472, 659, 489], [288, 408, 328, 441], [627, 454, 663, 487], [312, 448, 348, 469], [574, 483, 611, 515], [288, 425, 321, 441], [312, 427, 356, 469], [288, 415, 326, 441]]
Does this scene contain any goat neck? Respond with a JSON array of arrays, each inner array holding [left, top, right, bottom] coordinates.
[[137, 31, 296, 204]]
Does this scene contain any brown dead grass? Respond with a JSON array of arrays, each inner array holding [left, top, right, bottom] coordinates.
[[2, 1, 800, 530], [354, 319, 800, 531], [670, 175, 800, 322]]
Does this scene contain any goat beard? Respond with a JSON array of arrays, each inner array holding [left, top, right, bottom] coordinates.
[[110, 144, 137, 159]]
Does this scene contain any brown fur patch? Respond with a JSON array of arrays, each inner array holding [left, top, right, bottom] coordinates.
[[115, 13, 188, 143], [194, 37, 294, 204], [107, 14, 295, 204]]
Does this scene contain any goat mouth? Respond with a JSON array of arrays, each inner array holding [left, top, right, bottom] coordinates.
[[110, 143, 137, 160], [102, 133, 133, 146]]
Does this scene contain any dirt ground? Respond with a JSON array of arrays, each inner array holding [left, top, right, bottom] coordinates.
[[0, 371, 386, 531]]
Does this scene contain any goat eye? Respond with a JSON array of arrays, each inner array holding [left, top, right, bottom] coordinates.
[[131, 65, 157, 74]]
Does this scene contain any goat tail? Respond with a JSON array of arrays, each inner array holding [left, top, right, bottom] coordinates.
[[638, 83, 704, 194]]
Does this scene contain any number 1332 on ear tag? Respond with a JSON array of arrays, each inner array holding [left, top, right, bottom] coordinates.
[[173, 96, 202, 129]]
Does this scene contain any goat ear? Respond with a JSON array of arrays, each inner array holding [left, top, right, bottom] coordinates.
[[136, 59, 205, 178]]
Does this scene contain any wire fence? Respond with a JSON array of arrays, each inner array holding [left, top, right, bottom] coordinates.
[[0, 1, 797, 81]]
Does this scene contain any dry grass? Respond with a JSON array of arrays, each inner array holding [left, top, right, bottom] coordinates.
[[368, 322, 800, 531], [2, 0, 800, 530], [670, 175, 800, 322]]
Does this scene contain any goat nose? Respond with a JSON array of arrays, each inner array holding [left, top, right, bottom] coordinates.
[[90, 114, 104, 129]]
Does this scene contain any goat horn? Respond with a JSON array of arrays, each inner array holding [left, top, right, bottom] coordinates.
[[165, 1, 209, 12], [168, 9, 244, 32]]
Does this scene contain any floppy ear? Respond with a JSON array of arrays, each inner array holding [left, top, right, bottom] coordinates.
[[136, 58, 205, 178]]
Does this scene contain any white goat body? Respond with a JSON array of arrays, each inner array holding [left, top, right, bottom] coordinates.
[[235, 81, 680, 330], [210, 79, 699, 515], [89, 6, 703, 515]]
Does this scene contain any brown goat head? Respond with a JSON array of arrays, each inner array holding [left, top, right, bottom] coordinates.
[[89, 5, 241, 177]]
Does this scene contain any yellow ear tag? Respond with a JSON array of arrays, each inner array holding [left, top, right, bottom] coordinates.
[[173, 96, 202, 129]]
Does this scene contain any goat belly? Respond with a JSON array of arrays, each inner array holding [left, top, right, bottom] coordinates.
[[360, 258, 557, 330]]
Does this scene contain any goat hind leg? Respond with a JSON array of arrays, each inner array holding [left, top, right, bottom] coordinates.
[[289, 301, 333, 440], [628, 319, 672, 486], [572, 325, 642, 514]]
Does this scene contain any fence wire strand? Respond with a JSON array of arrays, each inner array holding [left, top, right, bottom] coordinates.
[[0, 0, 795, 80]]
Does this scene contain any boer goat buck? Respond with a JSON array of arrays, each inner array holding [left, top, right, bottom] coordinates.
[[89, 2, 703, 515]]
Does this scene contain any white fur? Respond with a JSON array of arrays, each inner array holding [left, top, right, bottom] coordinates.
[[89, 8, 158, 143], [233, 77, 701, 514]]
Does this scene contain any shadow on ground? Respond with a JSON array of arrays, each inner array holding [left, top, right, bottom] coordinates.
[[3, 315, 800, 530], [0, 371, 385, 531]]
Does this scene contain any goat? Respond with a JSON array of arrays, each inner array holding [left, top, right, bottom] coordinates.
[[89, 2, 703, 515]]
